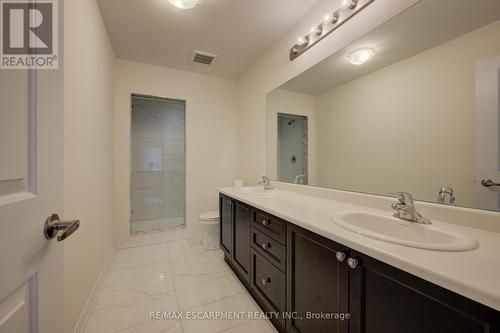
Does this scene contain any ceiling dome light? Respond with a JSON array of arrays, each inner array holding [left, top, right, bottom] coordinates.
[[340, 0, 357, 10], [347, 48, 375, 65], [168, 0, 199, 9]]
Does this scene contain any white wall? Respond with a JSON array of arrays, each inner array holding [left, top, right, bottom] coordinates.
[[266, 89, 316, 184], [235, 0, 420, 184], [114, 59, 236, 242], [63, 0, 115, 331], [315, 20, 500, 207]]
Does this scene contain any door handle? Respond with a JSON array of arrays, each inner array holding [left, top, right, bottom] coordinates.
[[44, 213, 80, 241], [481, 179, 500, 188]]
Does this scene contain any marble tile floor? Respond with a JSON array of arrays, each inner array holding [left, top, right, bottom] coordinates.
[[130, 218, 185, 235], [84, 237, 277, 333]]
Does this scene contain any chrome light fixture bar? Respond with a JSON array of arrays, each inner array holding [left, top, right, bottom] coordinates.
[[290, 0, 374, 61]]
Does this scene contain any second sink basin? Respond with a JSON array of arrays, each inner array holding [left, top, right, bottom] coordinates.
[[331, 211, 478, 251]]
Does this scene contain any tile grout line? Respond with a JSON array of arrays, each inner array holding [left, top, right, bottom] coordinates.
[[167, 241, 185, 333], [85, 244, 175, 333]]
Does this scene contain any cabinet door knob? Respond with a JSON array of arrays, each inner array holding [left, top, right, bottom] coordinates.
[[347, 258, 359, 269], [262, 242, 271, 250], [262, 277, 271, 285], [336, 251, 346, 262]]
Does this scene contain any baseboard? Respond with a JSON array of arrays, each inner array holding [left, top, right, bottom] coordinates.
[[115, 228, 205, 250], [72, 248, 116, 333]]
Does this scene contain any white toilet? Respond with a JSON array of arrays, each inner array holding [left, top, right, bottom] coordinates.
[[199, 211, 220, 251]]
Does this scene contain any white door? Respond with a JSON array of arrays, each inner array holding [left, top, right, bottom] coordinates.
[[0, 4, 70, 333], [476, 55, 500, 211]]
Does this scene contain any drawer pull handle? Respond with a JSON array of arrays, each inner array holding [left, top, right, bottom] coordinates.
[[262, 219, 270, 226], [336, 251, 346, 262], [347, 258, 359, 269], [262, 242, 272, 250], [262, 277, 271, 285]]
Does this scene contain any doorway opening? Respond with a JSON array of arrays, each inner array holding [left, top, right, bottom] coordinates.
[[277, 113, 308, 185], [130, 94, 186, 235]]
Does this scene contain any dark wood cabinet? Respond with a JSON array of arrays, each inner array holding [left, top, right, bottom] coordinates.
[[219, 194, 500, 333], [219, 194, 232, 257], [232, 201, 251, 281], [348, 250, 500, 333], [251, 248, 286, 328], [252, 209, 286, 244], [287, 223, 349, 333], [251, 227, 286, 272]]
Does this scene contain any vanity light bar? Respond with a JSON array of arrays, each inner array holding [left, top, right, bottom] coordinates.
[[290, 0, 374, 61]]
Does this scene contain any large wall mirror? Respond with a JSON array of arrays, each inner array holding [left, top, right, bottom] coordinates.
[[266, 0, 500, 211]]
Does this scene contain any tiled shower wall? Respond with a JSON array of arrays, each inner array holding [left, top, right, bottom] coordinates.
[[277, 114, 308, 184], [130, 96, 185, 234]]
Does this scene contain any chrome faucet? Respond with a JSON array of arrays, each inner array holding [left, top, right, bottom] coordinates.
[[437, 186, 455, 205], [259, 176, 273, 191], [391, 192, 431, 224]]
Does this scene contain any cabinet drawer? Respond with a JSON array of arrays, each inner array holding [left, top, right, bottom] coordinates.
[[251, 227, 285, 272], [251, 249, 285, 317], [252, 210, 285, 244]]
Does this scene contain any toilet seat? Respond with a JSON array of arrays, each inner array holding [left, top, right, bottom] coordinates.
[[199, 211, 219, 225], [199, 211, 220, 251]]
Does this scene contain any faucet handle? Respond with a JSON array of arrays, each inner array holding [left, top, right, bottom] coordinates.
[[258, 176, 269, 184], [391, 192, 413, 204]]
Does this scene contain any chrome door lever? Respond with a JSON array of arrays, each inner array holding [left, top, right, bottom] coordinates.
[[44, 213, 80, 241], [481, 179, 500, 188]]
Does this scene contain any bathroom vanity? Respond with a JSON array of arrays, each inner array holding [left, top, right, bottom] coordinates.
[[218, 189, 500, 333]]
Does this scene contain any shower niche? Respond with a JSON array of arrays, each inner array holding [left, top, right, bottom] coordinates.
[[130, 94, 186, 235]]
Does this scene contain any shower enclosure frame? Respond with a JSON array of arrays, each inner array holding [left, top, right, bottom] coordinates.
[[129, 93, 187, 235], [277, 112, 309, 184]]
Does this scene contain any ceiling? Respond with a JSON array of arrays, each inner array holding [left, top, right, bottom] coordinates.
[[281, 0, 500, 95], [97, 0, 318, 78]]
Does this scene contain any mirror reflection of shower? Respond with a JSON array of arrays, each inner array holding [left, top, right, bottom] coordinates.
[[130, 94, 186, 235], [277, 113, 308, 185]]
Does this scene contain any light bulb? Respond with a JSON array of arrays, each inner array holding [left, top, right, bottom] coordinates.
[[340, 0, 357, 10], [297, 37, 308, 46], [347, 48, 375, 65], [168, 0, 199, 9], [310, 25, 322, 36], [324, 12, 339, 24]]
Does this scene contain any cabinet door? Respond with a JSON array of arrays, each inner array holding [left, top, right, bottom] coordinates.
[[233, 201, 251, 281], [348, 251, 500, 333], [287, 224, 349, 333], [219, 195, 233, 257]]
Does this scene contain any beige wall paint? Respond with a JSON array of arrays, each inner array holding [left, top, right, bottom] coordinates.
[[235, 0, 420, 184], [114, 59, 236, 242], [63, 0, 115, 332], [315, 20, 500, 207], [266, 89, 316, 184]]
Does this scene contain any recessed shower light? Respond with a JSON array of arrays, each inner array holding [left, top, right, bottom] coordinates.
[[168, 0, 199, 9], [347, 48, 375, 65]]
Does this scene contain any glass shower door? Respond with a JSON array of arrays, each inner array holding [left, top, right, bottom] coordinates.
[[130, 95, 186, 235]]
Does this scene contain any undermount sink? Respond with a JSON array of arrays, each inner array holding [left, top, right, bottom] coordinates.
[[237, 186, 274, 195], [331, 211, 478, 251]]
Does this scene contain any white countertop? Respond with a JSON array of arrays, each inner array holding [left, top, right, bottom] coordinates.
[[218, 186, 500, 311]]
